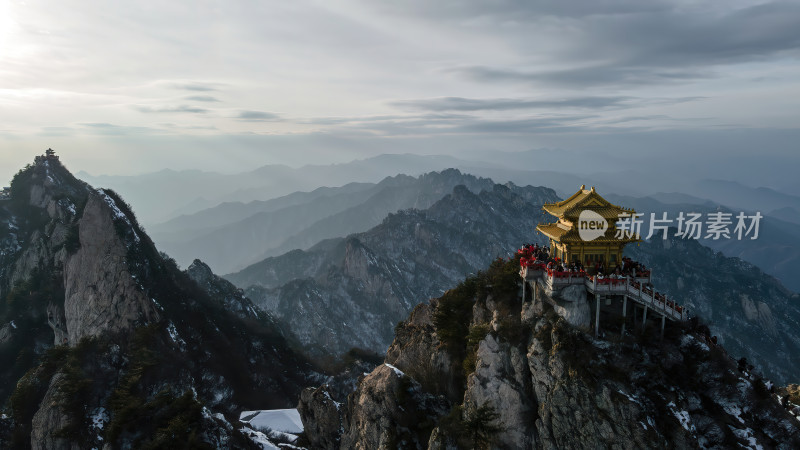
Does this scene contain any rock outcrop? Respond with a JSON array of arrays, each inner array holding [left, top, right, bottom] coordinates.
[[298, 385, 343, 450], [464, 333, 535, 448], [339, 364, 448, 450], [29, 374, 79, 450], [385, 299, 461, 402], [739, 293, 777, 337], [0, 322, 12, 345], [549, 283, 591, 328]]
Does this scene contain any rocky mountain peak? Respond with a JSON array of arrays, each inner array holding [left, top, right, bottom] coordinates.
[[419, 168, 488, 189], [14, 153, 87, 209], [0, 154, 317, 448], [187, 258, 215, 280], [451, 183, 477, 199], [5, 153, 175, 347], [186, 257, 275, 323]]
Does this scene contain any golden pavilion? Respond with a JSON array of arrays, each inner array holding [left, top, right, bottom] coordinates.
[[536, 185, 640, 265]]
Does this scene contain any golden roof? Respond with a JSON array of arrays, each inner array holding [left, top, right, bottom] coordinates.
[[537, 223, 640, 243], [542, 185, 634, 220], [536, 223, 569, 240], [537, 185, 641, 244]]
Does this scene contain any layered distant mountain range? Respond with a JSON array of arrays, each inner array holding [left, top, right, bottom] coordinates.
[[2, 155, 798, 448]]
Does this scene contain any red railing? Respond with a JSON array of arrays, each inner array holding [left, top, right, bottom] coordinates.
[[546, 268, 587, 278], [519, 258, 547, 270], [587, 275, 627, 286]]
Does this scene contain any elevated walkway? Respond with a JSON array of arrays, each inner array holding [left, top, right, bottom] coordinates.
[[520, 263, 688, 339], [583, 276, 685, 321]]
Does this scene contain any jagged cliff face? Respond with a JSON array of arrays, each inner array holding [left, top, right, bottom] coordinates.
[[63, 191, 161, 344], [228, 183, 559, 357], [300, 259, 800, 449], [0, 157, 316, 449]]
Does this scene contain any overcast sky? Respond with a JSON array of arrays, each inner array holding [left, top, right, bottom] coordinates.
[[1, 0, 799, 185]]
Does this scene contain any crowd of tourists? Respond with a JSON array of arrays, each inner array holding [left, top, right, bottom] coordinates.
[[517, 244, 650, 278], [517, 243, 549, 266]]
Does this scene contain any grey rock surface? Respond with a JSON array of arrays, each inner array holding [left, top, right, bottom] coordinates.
[[63, 192, 159, 344]]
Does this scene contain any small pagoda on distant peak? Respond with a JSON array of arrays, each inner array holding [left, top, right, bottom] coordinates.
[[35, 148, 60, 164], [536, 185, 639, 265]]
